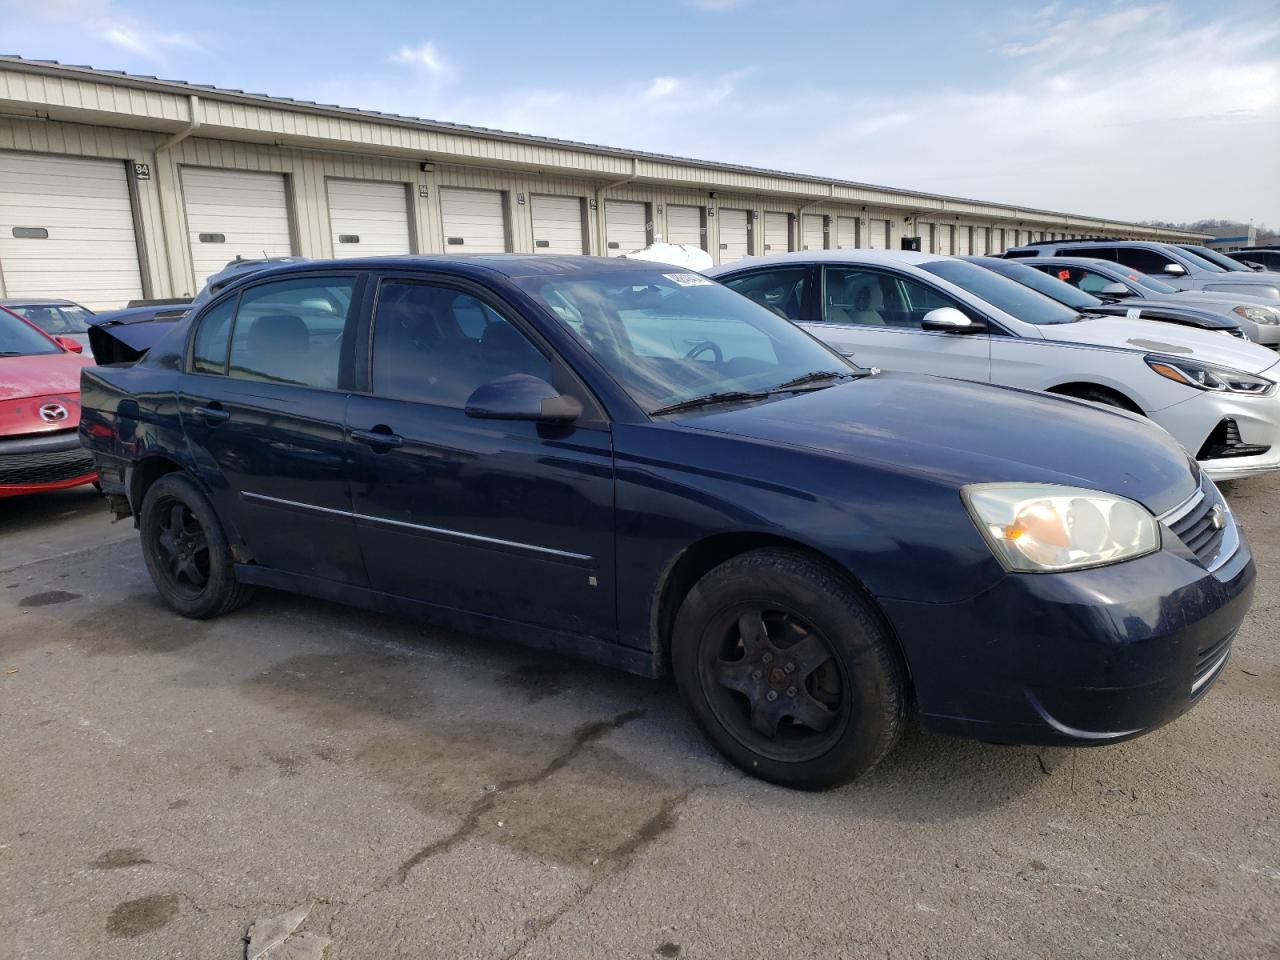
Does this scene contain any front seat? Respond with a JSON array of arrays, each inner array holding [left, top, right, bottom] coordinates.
[[847, 282, 886, 326]]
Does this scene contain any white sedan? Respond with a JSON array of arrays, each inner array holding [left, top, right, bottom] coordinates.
[[707, 250, 1280, 481]]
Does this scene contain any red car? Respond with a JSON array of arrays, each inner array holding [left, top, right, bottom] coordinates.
[[0, 305, 97, 498]]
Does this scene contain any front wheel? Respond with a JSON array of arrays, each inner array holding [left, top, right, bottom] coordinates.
[[139, 473, 255, 619], [672, 550, 906, 790]]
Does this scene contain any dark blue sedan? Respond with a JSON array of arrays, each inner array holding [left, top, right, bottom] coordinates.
[[78, 256, 1254, 789]]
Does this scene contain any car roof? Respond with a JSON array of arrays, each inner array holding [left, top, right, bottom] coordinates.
[[0, 297, 79, 306], [1017, 256, 1124, 268], [705, 249, 943, 274], [1012, 239, 1180, 251], [216, 254, 678, 292]]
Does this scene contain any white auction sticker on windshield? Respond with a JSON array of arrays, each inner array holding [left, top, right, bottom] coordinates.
[[665, 272, 713, 287]]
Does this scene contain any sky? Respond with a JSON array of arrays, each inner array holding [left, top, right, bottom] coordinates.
[[1, 0, 1278, 226]]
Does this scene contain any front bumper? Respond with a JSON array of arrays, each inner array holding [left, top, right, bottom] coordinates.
[[1150, 389, 1280, 481], [0, 430, 97, 497], [880, 495, 1254, 746]]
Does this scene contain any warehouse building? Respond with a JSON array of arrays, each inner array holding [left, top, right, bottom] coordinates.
[[0, 56, 1205, 310]]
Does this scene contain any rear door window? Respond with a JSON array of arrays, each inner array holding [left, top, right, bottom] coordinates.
[[191, 297, 237, 374], [1113, 247, 1180, 275], [225, 276, 357, 388]]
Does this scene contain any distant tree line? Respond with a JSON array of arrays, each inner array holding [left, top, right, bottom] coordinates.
[[1140, 218, 1278, 245]]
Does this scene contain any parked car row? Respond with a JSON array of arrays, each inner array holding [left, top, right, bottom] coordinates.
[[72, 248, 1260, 789]]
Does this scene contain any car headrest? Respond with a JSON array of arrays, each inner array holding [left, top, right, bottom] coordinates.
[[246, 313, 309, 356]]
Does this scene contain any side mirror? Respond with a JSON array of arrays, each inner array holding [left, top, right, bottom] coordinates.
[[921, 307, 984, 334], [54, 336, 84, 353], [1162, 262, 1187, 276], [464, 374, 582, 423], [1099, 282, 1132, 298]]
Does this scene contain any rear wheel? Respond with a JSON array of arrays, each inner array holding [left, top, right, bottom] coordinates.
[[139, 473, 254, 619], [672, 549, 906, 790]]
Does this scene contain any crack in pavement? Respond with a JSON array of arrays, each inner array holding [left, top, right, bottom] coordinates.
[[395, 707, 647, 885], [497, 789, 692, 960]]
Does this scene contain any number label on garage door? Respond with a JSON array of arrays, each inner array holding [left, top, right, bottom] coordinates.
[[133, 162, 151, 181]]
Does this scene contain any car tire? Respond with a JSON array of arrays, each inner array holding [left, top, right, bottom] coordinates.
[[671, 549, 906, 790], [139, 472, 255, 619]]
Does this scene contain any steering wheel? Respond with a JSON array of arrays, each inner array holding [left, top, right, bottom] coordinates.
[[684, 339, 723, 363]]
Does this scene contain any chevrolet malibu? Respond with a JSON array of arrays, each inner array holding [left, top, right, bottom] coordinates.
[[79, 256, 1254, 789]]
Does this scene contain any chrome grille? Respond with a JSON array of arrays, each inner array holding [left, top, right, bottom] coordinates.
[[1162, 480, 1233, 570]]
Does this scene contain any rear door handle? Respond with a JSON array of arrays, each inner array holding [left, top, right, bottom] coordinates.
[[350, 427, 404, 449], [193, 404, 230, 424]]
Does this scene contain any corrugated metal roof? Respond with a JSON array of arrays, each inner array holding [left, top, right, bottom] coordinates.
[[0, 55, 1205, 237]]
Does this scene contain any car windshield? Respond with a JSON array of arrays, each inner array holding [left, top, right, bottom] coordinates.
[[1170, 246, 1226, 273], [1182, 245, 1251, 273], [976, 259, 1100, 310], [7, 303, 94, 335], [0, 309, 61, 356], [1125, 270, 1180, 294], [919, 259, 1081, 324], [514, 269, 855, 414]]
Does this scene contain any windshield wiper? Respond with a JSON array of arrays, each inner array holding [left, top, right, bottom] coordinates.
[[771, 370, 849, 391], [650, 390, 773, 417], [0, 351, 27, 357]]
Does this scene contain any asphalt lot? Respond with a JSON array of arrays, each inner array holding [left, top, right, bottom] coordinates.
[[1, 481, 1277, 960]]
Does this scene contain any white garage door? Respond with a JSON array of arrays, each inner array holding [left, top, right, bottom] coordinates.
[[763, 212, 790, 254], [717, 209, 749, 263], [973, 227, 988, 255], [869, 219, 889, 250], [936, 225, 953, 255], [604, 200, 647, 256], [438, 187, 507, 255], [182, 167, 292, 289], [992, 228, 1005, 252], [0, 152, 143, 310], [665, 205, 703, 248], [327, 179, 411, 259], [917, 222, 932, 253], [955, 226, 970, 256], [801, 214, 824, 251], [836, 216, 859, 249], [531, 195, 585, 255]]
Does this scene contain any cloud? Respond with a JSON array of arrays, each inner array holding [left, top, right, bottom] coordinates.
[[0, 0, 200, 60], [102, 26, 198, 58], [389, 42, 455, 79]]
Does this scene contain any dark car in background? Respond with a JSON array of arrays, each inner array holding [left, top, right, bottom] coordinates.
[[1016, 256, 1280, 348], [962, 256, 1245, 338], [79, 255, 1253, 789], [1231, 248, 1280, 272]]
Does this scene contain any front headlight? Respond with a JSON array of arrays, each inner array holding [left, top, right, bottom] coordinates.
[[1234, 305, 1280, 325], [1145, 354, 1275, 395], [963, 483, 1160, 573]]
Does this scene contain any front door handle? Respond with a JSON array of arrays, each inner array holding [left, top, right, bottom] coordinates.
[[193, 404, 230, 424], [350, 426, 404, 449]]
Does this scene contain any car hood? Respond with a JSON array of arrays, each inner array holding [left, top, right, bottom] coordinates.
[[0, 351, 90, 401], [0, 353, 89, 438], [1166, 290, 1279, 310], [1196, 276, 1280, 301], [682, 372, 1196, 515], [1039, 316, 1280, 374]]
